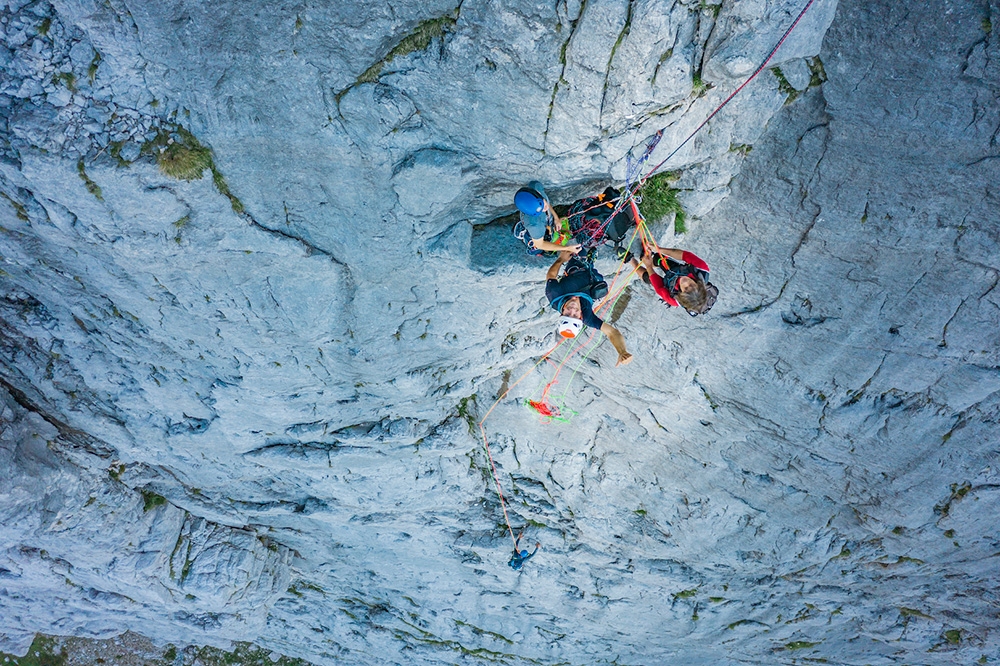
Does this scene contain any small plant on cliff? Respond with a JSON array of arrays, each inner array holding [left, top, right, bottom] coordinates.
[[149, 128, 213, 181], [691, 72, 712, 98], [141, 489, 167, 511], [354, 12, 458, 87], [144, 126, 245, 213], [638, 171, 686, 233], [76, 159, 103, 201]]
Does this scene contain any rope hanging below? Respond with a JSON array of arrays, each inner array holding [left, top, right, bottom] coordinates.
[[475, 0, 821, 558]]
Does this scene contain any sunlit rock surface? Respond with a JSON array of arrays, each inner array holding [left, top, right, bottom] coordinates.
[[3, 0, 1000, 663]]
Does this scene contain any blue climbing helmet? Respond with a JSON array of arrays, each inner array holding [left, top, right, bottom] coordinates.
[[514, 187, 545, 216]]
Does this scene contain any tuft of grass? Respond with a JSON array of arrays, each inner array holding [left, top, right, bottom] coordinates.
[[783, 641, 820, 650], [984, 17, 993, 33], [38, 17, 52, 36], [53, 72, 77, 92], [154, 131, 213, 181], [699, 1, 722, 18], [943, 629, 962, 644], [76, 159, 103, 201], [895, 555, 924, 565], [691, 72, 711, 97], [211, 165, 245, 213], [173, 215, 190, 243], [141, 489, 167, 511], [144, 126, 246, 213], [455, 394, 478, 434], [88, 52, 101, 83], [673, 588, 698, 600], [807, 56, 827, 88], [726, 619, 757, 630], [638, 171, 686, 232]]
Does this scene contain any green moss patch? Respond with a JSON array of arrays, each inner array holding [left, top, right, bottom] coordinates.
[[88, 52, 101, 83], [141, 489, 167, 511], [355, 12, 458, 86], [76, 159, 103, 201], [807, 57, 827, 87], [1, 192, 29, 221], [771, 67, 800, 105], [53, 72, 77, 92], [0, 636, 66, 666]]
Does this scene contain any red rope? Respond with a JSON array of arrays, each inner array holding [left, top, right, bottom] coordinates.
[[638, 0, 818, 186], [475, 341, 561, 549], [478, 422, 520, 549]]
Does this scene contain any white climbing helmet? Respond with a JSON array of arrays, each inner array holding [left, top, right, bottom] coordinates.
[[557, 316, 583, 339]]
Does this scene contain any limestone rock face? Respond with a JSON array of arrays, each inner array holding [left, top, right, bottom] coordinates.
[[2, 0, 999, 664]]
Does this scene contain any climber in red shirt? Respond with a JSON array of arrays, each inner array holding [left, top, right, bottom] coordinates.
[[632, 242, 716, 315]]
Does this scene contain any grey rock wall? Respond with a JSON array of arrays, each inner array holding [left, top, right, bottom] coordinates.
[[3, 0, 1000, 664]]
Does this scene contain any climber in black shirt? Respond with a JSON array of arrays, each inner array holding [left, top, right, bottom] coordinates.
[[545, 251, 632, 366]]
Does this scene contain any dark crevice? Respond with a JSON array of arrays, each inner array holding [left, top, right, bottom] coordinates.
[[599, 0, 634, 125], [841, 354, 888, 407], [721, 276, 792, 318], [0, 375, 115, 457], [334, 3, 463, 105], [544, 0, 589, 150], [937, 297, 967, 349], [790, 207, 820, 268]]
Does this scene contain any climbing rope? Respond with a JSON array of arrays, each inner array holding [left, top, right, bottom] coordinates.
[[476, 340, 563, 548], [573, 0, 820, 252], [476, 244, 642, 548], [637, 0, 819, 186], [478, 0, 820, 555]]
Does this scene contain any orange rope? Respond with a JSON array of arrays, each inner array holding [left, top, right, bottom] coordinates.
[[476, 341, 561, 549], [476, 202, 652, 551]]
